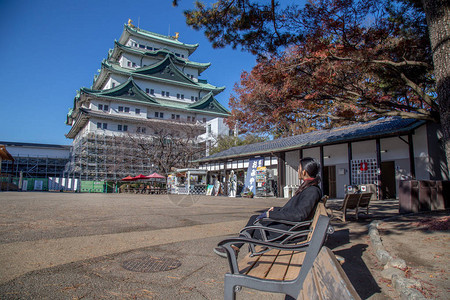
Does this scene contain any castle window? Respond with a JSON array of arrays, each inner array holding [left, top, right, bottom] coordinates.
[[177, 93, 180, 99], [181, 94, 184, 99], [123, 125, 128, 132], [139, 44, 145, 49], [162, 91, 165, 97], [191, 96, 194, 101], [118, 106, 124, 112], [150, 89, 154, 95], [187, 116, 191, 122], [103, 105, 109, 111], [97, 122, 101, 129], [118, 125, 122, 131], [155, 112, 159, 118], [135, 108, 141, 115], [146, 46, 152, 50], [146, 88, 150, 94], [124, 107, 130, 113], [98, 104, 103, 110], [159, 112, 164, 118], [102, 123, 108, 129], [132, 62, 136, 67], [127, 61, 131, 67]]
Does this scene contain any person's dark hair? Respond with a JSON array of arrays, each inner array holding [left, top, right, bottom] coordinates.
[[295, 157, 321, 195]]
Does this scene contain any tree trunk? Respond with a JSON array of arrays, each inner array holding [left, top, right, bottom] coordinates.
[[423, 0, 450, 178]]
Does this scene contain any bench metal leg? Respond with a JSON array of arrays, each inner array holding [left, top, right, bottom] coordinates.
[[224, 274, 238, 300]]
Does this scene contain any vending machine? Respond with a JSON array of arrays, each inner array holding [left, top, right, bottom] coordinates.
[[255, 167, 275, 197]]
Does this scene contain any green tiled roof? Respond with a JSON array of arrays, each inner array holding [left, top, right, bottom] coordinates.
[[78, 78, 230, 117], [101, 57, 225, 94], [81, 78, 158, 104], [189, 92, 229, 115], [111, 41, 210, 73], [123, 25, 198, 54]]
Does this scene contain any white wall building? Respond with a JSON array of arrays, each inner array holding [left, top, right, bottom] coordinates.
[[197, 118, 449, 199]]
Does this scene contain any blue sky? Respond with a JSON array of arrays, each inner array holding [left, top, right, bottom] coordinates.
[[0, 0, 257, 145]]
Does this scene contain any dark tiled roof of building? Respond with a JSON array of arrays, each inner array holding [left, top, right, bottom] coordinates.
[[0, 141, 71, 149], [198, 117, 425, 162]]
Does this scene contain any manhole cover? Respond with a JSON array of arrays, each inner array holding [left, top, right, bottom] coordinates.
[[122, 256, 182, 273]]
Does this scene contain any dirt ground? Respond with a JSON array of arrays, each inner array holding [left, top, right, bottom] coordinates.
[[377, 211, 450, 299]]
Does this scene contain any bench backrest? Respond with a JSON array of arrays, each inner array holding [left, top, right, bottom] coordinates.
[[358, 193, 372, 208], [299, 246, 361, 300], [342, 193, 361, 210], [305, 202, 327, 242]]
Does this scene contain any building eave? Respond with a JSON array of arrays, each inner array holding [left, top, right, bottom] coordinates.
[[121, 24, 199, 55], [113, 41, 211, 73], [65, 110, 89, 139], [103, 60, 225, 94]]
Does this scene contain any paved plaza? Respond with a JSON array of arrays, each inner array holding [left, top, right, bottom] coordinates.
[[0, 192, 445, 299]]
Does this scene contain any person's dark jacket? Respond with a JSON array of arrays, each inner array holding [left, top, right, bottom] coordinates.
[[257, 185, 322, 241], [269, 185, 322, 222], [236, 184, 322, 247]]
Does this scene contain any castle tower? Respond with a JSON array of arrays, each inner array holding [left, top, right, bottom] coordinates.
[[65, 23, 229, 180]]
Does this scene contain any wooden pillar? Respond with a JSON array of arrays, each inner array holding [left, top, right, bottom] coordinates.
[[277, 152, 286, 198], [376, 138, 382, 200], [320, 146, 324, 192], [408, 133, 416, 178], [348, 142, 353, 185]]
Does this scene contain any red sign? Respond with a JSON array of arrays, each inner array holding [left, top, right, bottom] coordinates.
[[359, 162, 368, 171]]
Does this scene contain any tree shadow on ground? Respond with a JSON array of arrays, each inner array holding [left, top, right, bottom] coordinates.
[[377, 209, 450, 235], [334, 244, 382, 299], [325, 228, 350, 249]]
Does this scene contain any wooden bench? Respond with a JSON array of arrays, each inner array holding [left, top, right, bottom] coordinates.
[[357, 192, 373, 216], [240, 202, 331, 256], [218, 211, 331, 299], [332, 193, 373, 222]]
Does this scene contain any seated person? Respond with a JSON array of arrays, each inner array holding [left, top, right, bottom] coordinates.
[[214, 157, 322, 258]]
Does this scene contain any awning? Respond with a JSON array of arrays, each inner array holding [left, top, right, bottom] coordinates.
[[121, 175, 136, 181], [147, 172, 165, 179]]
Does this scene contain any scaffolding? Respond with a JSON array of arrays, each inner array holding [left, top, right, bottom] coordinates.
[[1, 155, 68, 178], [64, 132, 205, 181]]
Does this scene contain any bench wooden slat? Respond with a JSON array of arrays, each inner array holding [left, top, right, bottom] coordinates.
[[245, 249, 280, 278], [265, 250, 294, 280], [238, 252, 263, 275], [238, 203, 327, 281], [284, 251, 306, 280]]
